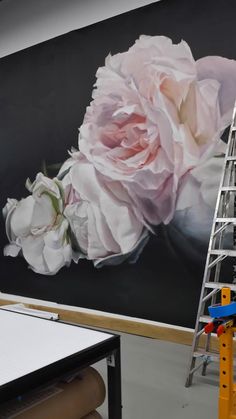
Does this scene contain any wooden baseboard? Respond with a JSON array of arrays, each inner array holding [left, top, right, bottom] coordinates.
[[0, 298, 221, 350]]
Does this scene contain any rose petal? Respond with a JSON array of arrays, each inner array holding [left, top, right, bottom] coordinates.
[[197, 56, 236, 123], [4, 243, 21, 257], [10, 196, 35, 237]]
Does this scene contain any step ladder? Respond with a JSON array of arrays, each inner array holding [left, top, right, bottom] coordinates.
[[185, 102, 236, 387]]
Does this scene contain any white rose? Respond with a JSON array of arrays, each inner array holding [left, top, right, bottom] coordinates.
[[3, 173, 75, 275]]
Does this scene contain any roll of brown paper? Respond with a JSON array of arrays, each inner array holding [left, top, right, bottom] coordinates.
[[13, 367, 106, 419], [81, 411, 102, 419]]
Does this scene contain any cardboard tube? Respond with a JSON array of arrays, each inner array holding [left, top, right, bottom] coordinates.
[[14, 367, 105, 419], [81, 411, 102, 419]]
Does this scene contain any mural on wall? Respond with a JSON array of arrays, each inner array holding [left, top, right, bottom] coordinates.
[[3, 35, 236, 275], [2, 0, 236, 328]]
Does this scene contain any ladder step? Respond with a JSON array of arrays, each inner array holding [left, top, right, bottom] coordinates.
[[216, 218, 236, 223], [221, 186, 236, 191], [193, 350, 219, 362], [226, 156, 236, 161], [210, 249, 236, 257], [205, 282, 236, 291], [193, 349, 236, 366], [199, 315, 211, 323]]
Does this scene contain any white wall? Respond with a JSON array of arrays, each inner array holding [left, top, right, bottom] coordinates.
[[0, 0, 160, 58]]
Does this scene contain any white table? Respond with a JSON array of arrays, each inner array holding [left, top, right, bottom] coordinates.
[[0, 308, 122, 419]]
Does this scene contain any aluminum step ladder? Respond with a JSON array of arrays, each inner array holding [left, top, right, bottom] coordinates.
[[185, 102, 236, 387]]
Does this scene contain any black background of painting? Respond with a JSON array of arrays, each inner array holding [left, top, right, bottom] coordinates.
[[0, 0, 235, 327]]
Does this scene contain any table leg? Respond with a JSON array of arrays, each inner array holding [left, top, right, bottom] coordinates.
[[107, 347, 122, 419]]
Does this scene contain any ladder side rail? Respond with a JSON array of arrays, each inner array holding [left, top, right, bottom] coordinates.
[[233, 130, 236, 284]]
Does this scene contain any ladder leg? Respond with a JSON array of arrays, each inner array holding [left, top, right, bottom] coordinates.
[[202, 334, 211, 376], [185, 358, 196, 388], [202, 260, 223, 376], [185, 284, 209, 387]]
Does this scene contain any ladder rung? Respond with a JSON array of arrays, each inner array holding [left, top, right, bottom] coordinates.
[[216, 218, 236, 223], [221, 186, 236, 191], [210, 249, 236, 257], [193, 349, 236, 366], [199, 315, 211, 323], [205, 282, 236, 291], [226, 156, 236, 161], [193, 350, 219, 362]]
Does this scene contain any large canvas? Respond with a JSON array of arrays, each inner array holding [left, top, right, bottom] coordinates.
[[1, 0, 236, 327]]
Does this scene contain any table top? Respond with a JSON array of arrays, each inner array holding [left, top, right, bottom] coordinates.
[[0, 308, 115, 388]]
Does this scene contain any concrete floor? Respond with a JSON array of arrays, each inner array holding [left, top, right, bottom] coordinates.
[[95, 332, 219, 419]]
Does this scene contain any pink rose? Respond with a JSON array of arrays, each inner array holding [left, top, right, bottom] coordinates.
[[60, 153, 149, 266], [79, 35, 234, 226]]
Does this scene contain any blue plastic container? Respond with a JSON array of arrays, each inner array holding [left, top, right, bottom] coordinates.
[[208, 302, 236, 318]]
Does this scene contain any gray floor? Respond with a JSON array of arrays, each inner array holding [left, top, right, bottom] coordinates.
[[94, 332, 219, 419]]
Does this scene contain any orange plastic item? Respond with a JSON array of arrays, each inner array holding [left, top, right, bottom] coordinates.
[[217, 319, 234, 337], [218, 287, 236, 419]]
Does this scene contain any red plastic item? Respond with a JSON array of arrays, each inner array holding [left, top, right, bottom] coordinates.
[[204, 322, 214, 334], [217, 324, 225, 337]]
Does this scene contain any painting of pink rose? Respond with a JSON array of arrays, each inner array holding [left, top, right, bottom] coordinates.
[[3, 35, 236, 275], [79, 35, 236, 226]]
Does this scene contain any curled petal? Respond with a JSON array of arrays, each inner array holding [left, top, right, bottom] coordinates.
[[197, 56, 236, 126], [4, 243, 21, 257], [3, 198, 18, 242], [8, 196, 35, 238], [173, 154, 225, 244]]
